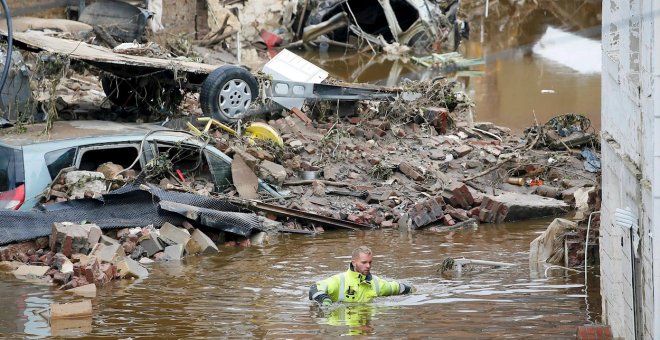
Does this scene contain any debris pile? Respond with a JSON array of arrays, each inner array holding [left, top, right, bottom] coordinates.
[[0, 220, 245, 293]]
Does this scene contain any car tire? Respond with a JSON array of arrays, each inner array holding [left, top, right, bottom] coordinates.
[[200, 65, 259, 123]]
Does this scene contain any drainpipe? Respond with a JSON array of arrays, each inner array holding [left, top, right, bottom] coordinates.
[[652, 0, 660, 337], [616, 208, 639, 339]]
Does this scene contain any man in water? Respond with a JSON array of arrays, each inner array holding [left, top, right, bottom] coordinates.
[[309, 246, 414, 305]]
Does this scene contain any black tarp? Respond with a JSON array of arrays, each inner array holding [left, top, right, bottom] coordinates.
[[0, 184, 262, 245]]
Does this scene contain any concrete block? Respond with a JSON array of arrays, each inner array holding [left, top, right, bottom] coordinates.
[[61, 259, 74, 274], [67, 284, 97, 298], [115, 257, 148, 279], [479, 193, 569, 222], [159, 223, 191, 245], [80, 224, 102, 248], [99, 235, 120, 246], [139, 258, 155, 265], [90, 243, 123, 263], [192, 229, 220, 254], [13, 265, 49, 279], [258, 160, 287, 186], [164, 244, 185, 260], [50, 300, 92, 320], [140, 233, 164, 257]]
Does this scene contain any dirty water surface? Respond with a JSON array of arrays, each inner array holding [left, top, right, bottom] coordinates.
[[0, 217, 600, 338], [296, 0, 602, 132]]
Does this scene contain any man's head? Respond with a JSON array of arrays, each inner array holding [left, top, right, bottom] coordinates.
[[351, 246, 373, 276]]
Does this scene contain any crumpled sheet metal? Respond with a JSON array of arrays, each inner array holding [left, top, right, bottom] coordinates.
[[0, 184, 262, 246]]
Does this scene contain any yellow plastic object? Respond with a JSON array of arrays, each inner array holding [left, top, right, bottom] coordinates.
[[197, 117, 237, 135], [186, 122, 202, 136], [245, 122, 284, 147]]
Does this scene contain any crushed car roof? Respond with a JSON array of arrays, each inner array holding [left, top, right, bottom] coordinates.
[[0, 120, 169, 146]]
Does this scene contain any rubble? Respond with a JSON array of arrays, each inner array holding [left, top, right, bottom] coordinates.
[[0, 0, 604, 304]]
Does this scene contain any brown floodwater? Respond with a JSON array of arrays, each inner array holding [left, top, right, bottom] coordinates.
[[296, 0, 602, 132], [0, 217, 600, 338]]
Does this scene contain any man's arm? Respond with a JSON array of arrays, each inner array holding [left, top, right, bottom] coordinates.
[[309, 276, 339, 305], [374, 277, 413, 297]]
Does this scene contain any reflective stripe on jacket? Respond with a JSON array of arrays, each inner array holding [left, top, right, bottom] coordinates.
[[312, 268, 403, 303]]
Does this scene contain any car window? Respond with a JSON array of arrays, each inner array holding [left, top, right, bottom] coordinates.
[[45, 148, 76, 179], [0, 145, 23, 191], [204, 150, 232, 190], [152, 141, 230, 190], [77, 144, 142, 171]]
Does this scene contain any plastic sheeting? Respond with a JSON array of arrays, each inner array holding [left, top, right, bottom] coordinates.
[[0, 184, 262, 246]]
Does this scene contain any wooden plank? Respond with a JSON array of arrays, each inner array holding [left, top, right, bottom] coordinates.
[[3, 31, 220, 75]]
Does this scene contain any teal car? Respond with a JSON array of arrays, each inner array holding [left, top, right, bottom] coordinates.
[[0, 120, 278, 210]]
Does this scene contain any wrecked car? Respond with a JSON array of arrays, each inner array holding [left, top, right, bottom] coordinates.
[[296, 0, 465, 52], [0, 120, 279, 211]]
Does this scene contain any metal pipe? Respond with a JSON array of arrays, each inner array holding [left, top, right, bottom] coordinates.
[[0, 0, 13, 93], [630, 225, 639, 340], [584, 211, 600, 288]]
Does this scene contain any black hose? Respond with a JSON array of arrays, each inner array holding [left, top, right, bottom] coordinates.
[[0, 0, 12, 93]]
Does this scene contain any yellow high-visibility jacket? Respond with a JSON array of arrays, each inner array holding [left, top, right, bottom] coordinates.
[[309, 265, 412, 304]]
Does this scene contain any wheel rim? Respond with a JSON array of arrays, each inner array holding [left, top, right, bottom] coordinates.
[[219, 78, 252, 118]]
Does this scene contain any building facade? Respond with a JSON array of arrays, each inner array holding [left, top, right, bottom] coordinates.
[[600, 0, 660, 338]]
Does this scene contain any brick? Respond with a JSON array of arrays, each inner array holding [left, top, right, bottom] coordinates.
[[453, 145, 473, 157], [0, 241, 38, 261], [425, 107, 449, 134], [441, 214, 456, 226], [99, 263, 116, 280], [446, 206, 470, 221], [576, 325, 613, 340], [380, 220, 394, 228], [468, 207, 481, 218], [50, 223, 95, 258], [50, 300, 92, 320], [479, 208, 494, 223], [399, 162, 424, 181], [443, 182, 474, 210], [83, 257, 100, 285], [407, 197, 445, 229]]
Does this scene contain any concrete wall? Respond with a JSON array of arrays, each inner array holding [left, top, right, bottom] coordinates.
[[600, 0, 658, 338]]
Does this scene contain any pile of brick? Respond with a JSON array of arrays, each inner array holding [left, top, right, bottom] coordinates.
[[0, 220, 266, 294]]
